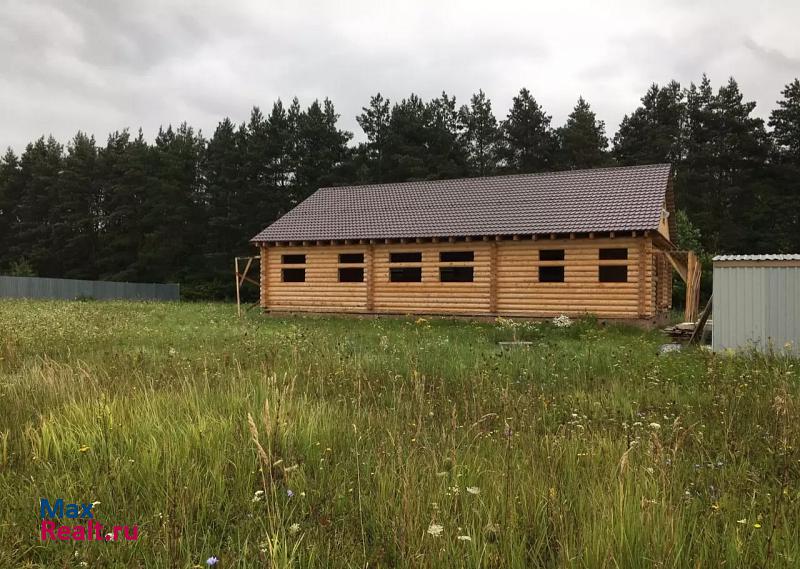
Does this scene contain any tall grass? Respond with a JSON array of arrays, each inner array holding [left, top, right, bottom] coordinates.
[[0, 300, 798, 567]]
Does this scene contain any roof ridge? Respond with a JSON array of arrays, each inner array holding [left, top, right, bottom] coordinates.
[[317, 163, 672, 192]]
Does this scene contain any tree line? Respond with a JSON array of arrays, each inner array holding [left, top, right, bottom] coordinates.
[[0, 75, 798, 298]]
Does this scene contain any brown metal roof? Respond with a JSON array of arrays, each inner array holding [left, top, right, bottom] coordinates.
[[252, 164, 673, 243]]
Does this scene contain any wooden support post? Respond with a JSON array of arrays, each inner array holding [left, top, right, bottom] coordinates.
[[235, 257, 241, 317], [637, 239, 647, 318], [488, 243, 498, 313], [260, 246, 268, 310], [366, 243, 375, 312]]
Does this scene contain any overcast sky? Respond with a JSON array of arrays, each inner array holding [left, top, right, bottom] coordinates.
[[1, 0, 799, 153]]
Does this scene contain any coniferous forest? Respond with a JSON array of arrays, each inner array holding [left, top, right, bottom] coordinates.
[[1, 75, 799, 299]]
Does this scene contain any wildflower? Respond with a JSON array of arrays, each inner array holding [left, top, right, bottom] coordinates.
[[552, 314, 573, 328], [289, 523, 300, 534], [466, 486, 480, 495], [753, 523, 762, 528], [79, 563, 88, 568], [648, 422, 661, 430], [169, 347, 177, 356], [300, 491, 306, 497], [737, 519, 747, 524], [91, 501, 100, 508], [206, 557, 219, 566], [644, 467, 654, 475], [252, 490, 265, 502], [457, 535, 472, 541], [427, 523, 444, 537], [79, 445, 90, 453], [286, 489, 294, 498]]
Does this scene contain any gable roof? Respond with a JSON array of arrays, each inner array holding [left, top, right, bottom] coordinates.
[[252, 164, 673, 243]]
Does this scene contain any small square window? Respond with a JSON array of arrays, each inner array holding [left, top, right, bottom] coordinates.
[[282, 268, 305, 282], [539, 249, 565, 261], [282, 254, 306, 264], [539, 266, 565, 282], [338, 267, 364, 282], [440, 266, 474, 282], [390, 252, 422, 263], [390, 267, 422, 282], [599, 248, 628, 260], [339, 253, 364, 264], [439, 251, 474, 262], [599, 265, 627, 282]]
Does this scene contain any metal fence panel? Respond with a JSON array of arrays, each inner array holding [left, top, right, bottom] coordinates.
[[0, 276, 179, 302], [712, 265, 799, 355]]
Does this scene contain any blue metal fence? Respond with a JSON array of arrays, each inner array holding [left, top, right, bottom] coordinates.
[[0, 276, 179, 301]]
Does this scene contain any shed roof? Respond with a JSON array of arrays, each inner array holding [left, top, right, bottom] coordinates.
[[713, 254, 800, 262], [252, 164, 673, 243]]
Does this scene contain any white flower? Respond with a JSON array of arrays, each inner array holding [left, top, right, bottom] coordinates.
[[645, 467, 654, 475], [737, 518, 747, 524], [105, 532, 115, 541], [427, 523, 444, 537], [648, 422, 661, 430], [252, 490, 265, 502], [552, 314, 573, 328], [457, 534, 472, 541], [466, 486, 480, 495], [91, 501, 100, 508], [289, 522, 300, 534], [79, 563, 88, 568]]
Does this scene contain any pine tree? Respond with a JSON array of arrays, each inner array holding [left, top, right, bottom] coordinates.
[[138, 124, 206, 286], [96, 130, 154, 281], [425, 92, 468, 179], [356, 93, 391, 182], [383, 94, 430, 181], [205, 117, 247, 293], [11, 136, 64, 276], [0, 149, 23, 271], [294, 98, 352, 202], [497, 88, 558, 173], [57, 132, 100, 279], [613, 81, 685, 165], [557, 96, 609, 169], [769, 78, 800, 161], [459, 90, 499, 176], [681, 76, 769, 251]]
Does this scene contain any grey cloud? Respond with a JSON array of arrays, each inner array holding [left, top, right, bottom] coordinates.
[[1, 0, 798, 153]]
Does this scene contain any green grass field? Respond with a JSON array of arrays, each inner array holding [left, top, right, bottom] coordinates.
[[0, 300, 798, 568]]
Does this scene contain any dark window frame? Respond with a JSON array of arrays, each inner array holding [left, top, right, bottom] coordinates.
[[539, 249, 565, 261], [539, 266, 565, 283], [599, 248, 628, 260], [439, 266, 474, 282], [390, 251, 422, 263], [338, 267, 364, 283], [599, 265, 628, 283], [439, 251, 474, 263], [389, 267, 422, 282], [339, 253, 365, 264], [281, 254, 306, 264], [281, 268, 305, 283]]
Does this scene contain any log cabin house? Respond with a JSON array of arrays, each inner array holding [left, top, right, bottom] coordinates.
[[250, 164, 698, 324]]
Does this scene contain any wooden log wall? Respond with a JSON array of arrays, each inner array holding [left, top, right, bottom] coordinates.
[[259, 236, 662, 319], [495, 237, 652, 319]]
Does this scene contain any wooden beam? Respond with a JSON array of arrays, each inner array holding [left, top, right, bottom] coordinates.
[[366, 243, 375, 312], [637, 239, 647, 318], [489, 241, 498, 314], [235, 257, 241, 317]]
